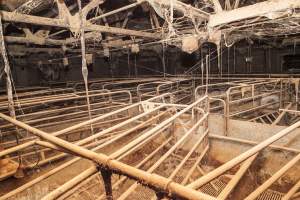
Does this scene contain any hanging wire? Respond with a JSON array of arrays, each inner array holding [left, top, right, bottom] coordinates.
[[118, 59, 173, 76], [184, 47, 226, 75], [205, 55, 209, 94], [162, 43, 166, 79], [227, 46, 230, 82], [127, 48, 131, 78], [77, 0, 94, 134], [0, 14, 23, 170], [134, 54, 138, 78]]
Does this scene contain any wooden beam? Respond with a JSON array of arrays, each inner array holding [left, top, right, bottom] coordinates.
[[209, 0, 300, 27], [0, 11, 160, 39]]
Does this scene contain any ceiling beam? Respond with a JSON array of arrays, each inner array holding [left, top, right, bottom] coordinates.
[[209, 0, 300, 27], [149, 0, 210, 19], [89, 1, 145, 22], [4, 35, 66, 46], [15, 0, 54, 14], [7, 45, 64, 55], [0, 11, 161, 39]]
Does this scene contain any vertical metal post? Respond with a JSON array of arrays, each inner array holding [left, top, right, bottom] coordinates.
[[155, 190, 165, 200], [162, 44, 166, 79], [225, 90, 230, 136], [100, 168, 113, 200], [279, 79, 283, 108], [233, 45, 236, 74]]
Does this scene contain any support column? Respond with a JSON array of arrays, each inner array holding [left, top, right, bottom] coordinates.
[[155, 190, 165, 200], [100, 168, 113, 200]]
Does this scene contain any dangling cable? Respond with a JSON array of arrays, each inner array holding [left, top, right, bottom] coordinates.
[[134, 54, 137, 78], [227, 46, 230, 82], [162, 43, 166, 79], [0, 14, 23, 170], [205, 55, 209, 95], [77, 0, 94, 134], [127, 49, 131, 78], [201, 60, 204, 86]]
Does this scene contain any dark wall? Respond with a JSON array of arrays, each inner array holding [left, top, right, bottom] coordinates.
[[1, 44, 300, 87], [207, 44, 300, 75]]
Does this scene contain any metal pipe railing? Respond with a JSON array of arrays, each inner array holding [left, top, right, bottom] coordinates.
[[0, 94, 172, 161], [42, 118, 173, 200], [94, 137, 173, 200], [117, 113, 209, 200], [0, 109, 169, 199], [0, 95, 216, 200]]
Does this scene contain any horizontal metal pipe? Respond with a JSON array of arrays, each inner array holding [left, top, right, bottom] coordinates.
[[110, 96, 208, 159], [0, 141, 35, 158], [217, 154, 258, 200], [43, 124, 171, 200], [51, 93, 172, 136], [182, 145, 209, 185], [89, 1, 145, 22], [72, 137, 172, 200], [0, 120, 152, 199], [117, 114, 209, 200], [0, 115, 129, 157], [95, 137, 172, 200], [0, 108, 170, 199], [209, 134, 300, 154], [0, 97, 216, 200]]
